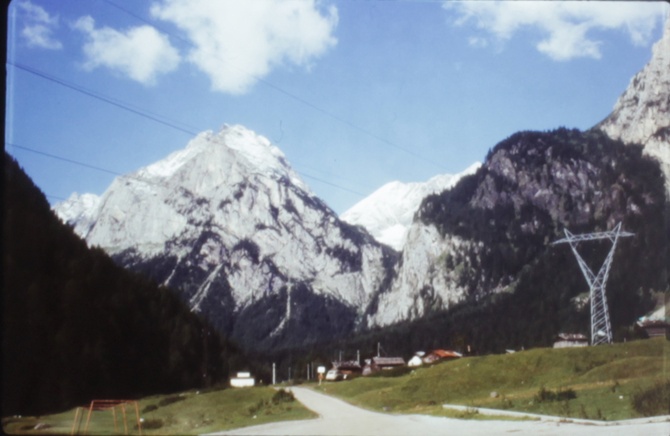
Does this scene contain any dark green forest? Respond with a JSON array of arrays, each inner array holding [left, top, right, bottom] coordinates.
[[3, 153, 248, 416]]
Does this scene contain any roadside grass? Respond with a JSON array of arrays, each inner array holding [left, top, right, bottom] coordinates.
[[2, 386, 316, 435], [316, 338, 669, 421], [409, 404, 539, 421]]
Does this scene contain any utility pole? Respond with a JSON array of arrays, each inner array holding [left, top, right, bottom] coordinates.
[[553, 223, 633, 345], [272, 363, 276, 385]]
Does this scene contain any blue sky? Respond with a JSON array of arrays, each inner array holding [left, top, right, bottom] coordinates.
[[6, 0, 669, 214]]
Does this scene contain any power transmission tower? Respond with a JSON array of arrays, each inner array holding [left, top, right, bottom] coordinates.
[[553, 223, 633, 346]]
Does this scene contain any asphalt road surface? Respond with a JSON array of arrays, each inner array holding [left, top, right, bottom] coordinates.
[[211, 387, 670, 436]]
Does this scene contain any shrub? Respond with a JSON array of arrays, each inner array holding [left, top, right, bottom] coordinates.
[[272, 389, 295, 404], [631, 381, 670, 417], [535, 386, 576, 403], [556, 388, 576, 401], [535, 386, 554, 402]]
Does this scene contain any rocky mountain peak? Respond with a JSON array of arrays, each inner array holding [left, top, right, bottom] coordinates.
[[597, 15, 670, 193], [54, 124, 396, 351], [137, 124, 309, 194]]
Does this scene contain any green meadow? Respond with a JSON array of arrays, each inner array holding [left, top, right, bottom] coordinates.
[[2, 386, 315, 435], [318, 338, 669, 421]]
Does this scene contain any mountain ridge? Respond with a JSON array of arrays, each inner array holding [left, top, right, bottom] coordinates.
[[53, 18, 669, 353], [340, 162, 481, 250], [55, 124, 397, 351]]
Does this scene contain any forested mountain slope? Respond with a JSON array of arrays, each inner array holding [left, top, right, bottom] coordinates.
[[367, 128, 668, 350], [3, 153, 245, 415]]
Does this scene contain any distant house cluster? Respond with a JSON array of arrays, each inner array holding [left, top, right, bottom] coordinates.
[[324, 348, 463, 381], [234, 312, 670, 388]]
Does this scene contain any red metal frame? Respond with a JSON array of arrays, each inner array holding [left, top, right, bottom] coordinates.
[[71, 400, 142, 435]]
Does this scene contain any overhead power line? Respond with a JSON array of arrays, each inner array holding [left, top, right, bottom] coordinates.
[[8, 0, 452, 205], [9, 61, 198, 138], [9, 61, 369, 200], [98, 0, 447, 171], [9, 143, 122, 176]]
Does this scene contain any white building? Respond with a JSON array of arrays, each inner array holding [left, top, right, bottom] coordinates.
[[230, 372, 255, 388]]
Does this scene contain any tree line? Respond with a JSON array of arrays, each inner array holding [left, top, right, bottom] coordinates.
[[3, 153, 248, 416]]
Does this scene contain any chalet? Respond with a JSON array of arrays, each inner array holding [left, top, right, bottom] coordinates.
[[553, 333, 588, 348], [332, 360, 363, 376], [362, 356, 405, 375], [422, 349, 462, 364], [637, 319, 670, 339], [230, 371, 255, 388]]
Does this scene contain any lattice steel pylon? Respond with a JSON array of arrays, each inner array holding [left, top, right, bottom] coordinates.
[[553, 223, 634, 346]]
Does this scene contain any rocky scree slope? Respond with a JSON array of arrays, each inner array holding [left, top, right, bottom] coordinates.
[[55, 125, 397, 351], [368, 128, 668, 330]]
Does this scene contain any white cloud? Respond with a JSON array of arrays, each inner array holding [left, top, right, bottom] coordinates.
[[446, 1, 668, 61], [150, 0, 339, 94], [17, 0, 62, 50], [73, 16, 180, 85]]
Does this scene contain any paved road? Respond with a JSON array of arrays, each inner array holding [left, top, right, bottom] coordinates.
[[211, 387, 670, 436]]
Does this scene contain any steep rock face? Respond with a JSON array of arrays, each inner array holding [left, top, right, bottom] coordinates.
[[55, 125, 397, 350], [598, 16, 670, 194], [340, 163, 480, 250], [369, 128, 668, 327]]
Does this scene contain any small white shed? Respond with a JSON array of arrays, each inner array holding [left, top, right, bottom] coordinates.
[[230, 372, 255, 388], [408, 355, 423, 367]]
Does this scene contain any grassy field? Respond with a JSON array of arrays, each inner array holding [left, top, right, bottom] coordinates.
[[316, 338, 670, 421], [2, 386, 316, 435], [3, 338, 668, 434]]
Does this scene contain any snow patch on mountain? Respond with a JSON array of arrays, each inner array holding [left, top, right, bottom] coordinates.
[[340, 163, 480, 250]]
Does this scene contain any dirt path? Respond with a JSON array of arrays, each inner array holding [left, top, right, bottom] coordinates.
[[210, 387, 670, 436]]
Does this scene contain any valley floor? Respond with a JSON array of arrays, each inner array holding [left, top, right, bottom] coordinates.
[[211, 387, 670, 436]]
